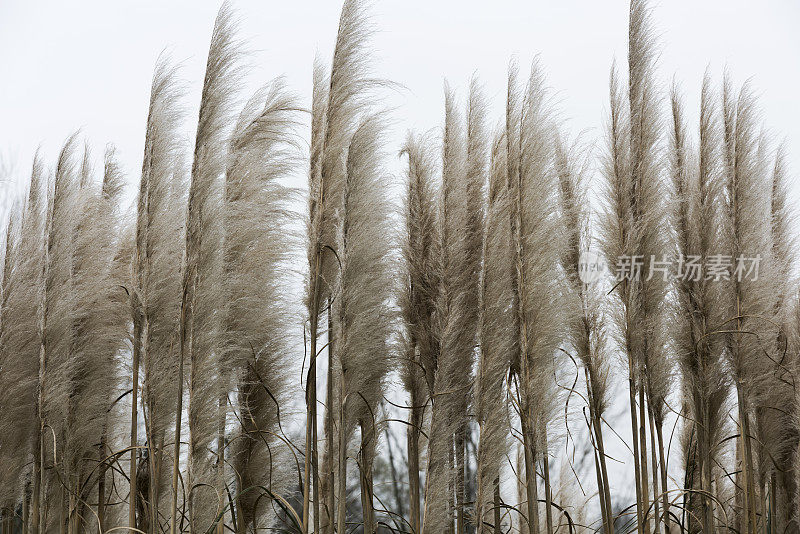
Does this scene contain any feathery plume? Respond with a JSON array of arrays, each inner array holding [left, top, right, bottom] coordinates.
[[422, 84, 469, 534], [39, 135, 82, 532], [454, 78, 487, 533], [311, 56, 337, 534], [333, 115, 395, 534], [310, 2, 382, 531], [25, 155, 48, 534], [598, 59, 647, 534], [0, 157, 45, 522], [63, 143, 127, 533], [555, 135, 613, 533], [133, 56, 186, 531], [627, 2, 672, 530], [223, 80, 299, 533], [514, 64, 564, 534], [400, 131, 439, 534], [670, 77, 727, 533], [0, 206, 24, 509], [720, 75, 776, 533], [475, 129, 513, 533], [172, 3, 241, 531], [599, 2, 672, 529], [754, 140, 796, 529]]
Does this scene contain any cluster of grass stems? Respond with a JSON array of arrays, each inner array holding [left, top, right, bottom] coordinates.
[[1, 1, 799, 533]]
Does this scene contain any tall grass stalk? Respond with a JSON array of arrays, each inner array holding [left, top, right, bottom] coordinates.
[[555, 136, 613, 534], [307, 2, 377, 530], [401, 132, 439, 534], [475, 129, 513, 534], [171, 4, 240, 532]]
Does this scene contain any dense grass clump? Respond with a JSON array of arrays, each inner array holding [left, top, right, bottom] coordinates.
[[0, 1, 798, 533]]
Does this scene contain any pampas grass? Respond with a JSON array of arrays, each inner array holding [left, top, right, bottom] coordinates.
[[308, 2, 382, 530], [669, 76, 730, 533], [0, 157, 45, 523], [133, 56, 186, 533], [422, 84, 472, 534], [599, 3, 673, 530], [65, 143, 127, 533], [0, 2, 797, 534], [173, 4, 242, 532], [223, 80, 299, 533], [763, 143, 798, 529], [475, 129, 513, 534], [400, 132, 439, 534], [514, 63, 565, 534], [626, 2, 672, 531], [42, 135, 83, 534], [0, 207, 24, 510], [720, 74, 777, 534], [556, 135, 613, 534], [332, 114, 395, 534], [442, 78, 488, 534]]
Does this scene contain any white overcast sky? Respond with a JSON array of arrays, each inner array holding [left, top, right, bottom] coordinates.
[[1, 0, 799, 208]]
